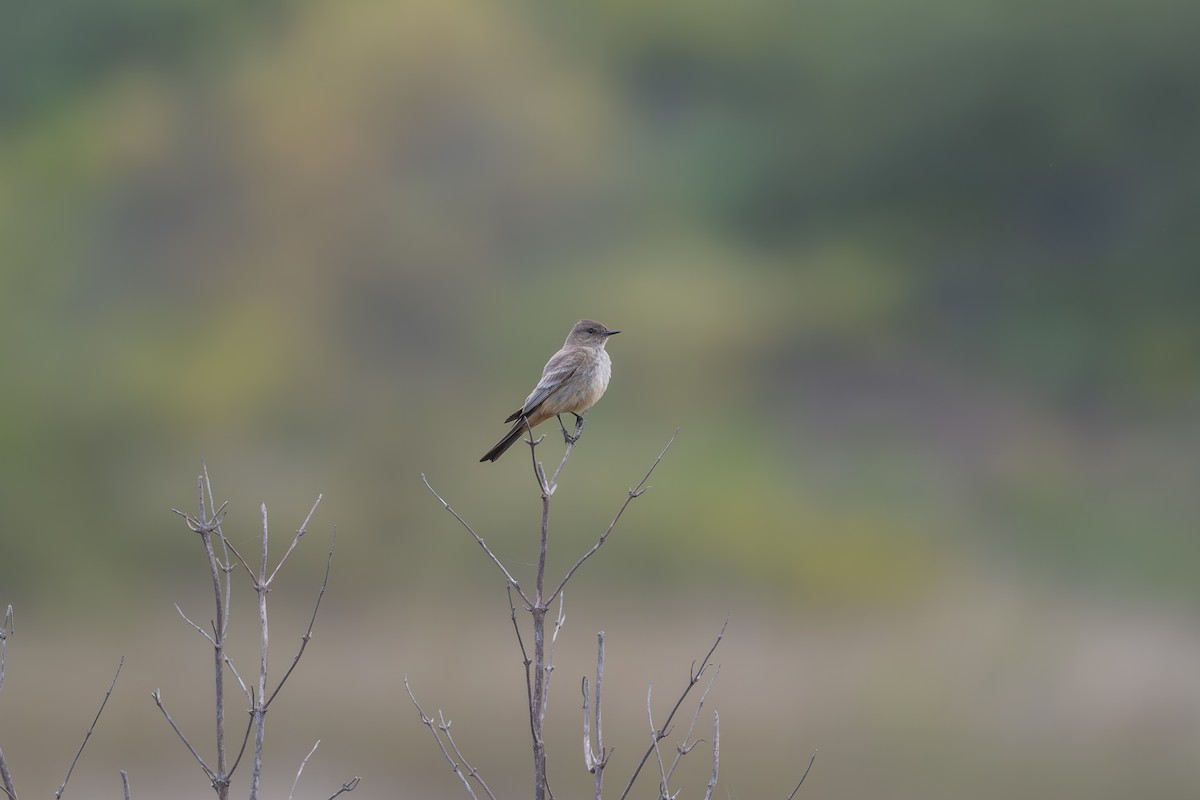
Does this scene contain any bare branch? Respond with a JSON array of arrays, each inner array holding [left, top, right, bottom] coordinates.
[[289, 741, 320, 800], [153, 690, 217, 784], [422, 474, 530, 607], [523, 423, 553, 496], [0, 605, 12, 694], [223, 653, 253, 706], [326, 777, 361, 799], [55, 656, 124, 799], [507, 587, 537, 747], [219, 534, 257, 583], [165, 470, 339, 799], [225, 706, 255, 780], [548, 430, 678, 604], [785, 751, 818, 799], [539, 593, 566, 726], [266, 528, 336, 709], [583, 677, 593, 772], [583, 631, 610, 800], [202, 464, 235, 645], [528, 445, 555, 800], [170, 502, 230, 536], [547, 416, 586, 490], [665, 664, 720, 784], [174, 604, 217, 646], [250, 503, 270, 800], [173, 471, 233, 796], [404, 677, 481, 800], [617, 618, 725, 800], [439, 711, 498, 800], [266, 495, 323, 587], [701, 713, 719, 800], [646, 684, 671, 800], [0, 607, 11, 800], [594, 632, 606, 766], [120, 770, 131, 800], [0, 746, 16, 800]]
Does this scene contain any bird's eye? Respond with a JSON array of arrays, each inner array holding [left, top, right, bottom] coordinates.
[[586, 327, 596, 334]]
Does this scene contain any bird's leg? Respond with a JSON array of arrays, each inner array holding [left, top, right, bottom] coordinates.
[[556, 413, 583, 445], [570, 413, 586, 442]]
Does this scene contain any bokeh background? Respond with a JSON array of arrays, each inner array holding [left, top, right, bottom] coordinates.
[[2, 0, 1199, 797]]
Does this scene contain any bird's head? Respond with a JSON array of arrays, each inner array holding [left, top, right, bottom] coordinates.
[[567, 319, 620, 348]]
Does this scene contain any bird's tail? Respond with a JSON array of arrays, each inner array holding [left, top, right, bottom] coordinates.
[[479, 417, 531, 462]]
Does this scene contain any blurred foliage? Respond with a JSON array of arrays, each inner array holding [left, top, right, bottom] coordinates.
[[1, 0, 1198, 610]]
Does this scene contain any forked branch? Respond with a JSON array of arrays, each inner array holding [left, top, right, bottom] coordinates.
[[163, 471, 339, 799], [617, 619, 726, 800], [404, 677, 497, 800]]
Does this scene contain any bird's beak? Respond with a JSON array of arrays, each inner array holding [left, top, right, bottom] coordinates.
[[605, 329, 621, 336]]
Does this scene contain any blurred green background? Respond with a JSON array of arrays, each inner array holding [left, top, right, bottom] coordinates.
[[2, 0, 1199, 797]]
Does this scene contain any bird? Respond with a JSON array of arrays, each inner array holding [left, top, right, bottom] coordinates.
[[480, 320, 620, 462]]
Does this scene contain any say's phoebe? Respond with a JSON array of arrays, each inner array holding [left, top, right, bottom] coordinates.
[[480, 320, 620, 462]]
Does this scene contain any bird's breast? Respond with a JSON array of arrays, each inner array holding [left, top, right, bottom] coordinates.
[[578, 349, 612, 411], [544, 349, 611, 415]]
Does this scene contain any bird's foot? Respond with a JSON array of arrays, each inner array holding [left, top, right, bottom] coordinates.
[[557, 414, 586, 445]]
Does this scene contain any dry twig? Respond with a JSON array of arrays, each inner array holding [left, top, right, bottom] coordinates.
[[0, 606, 16, 800], [404, 677, 496, 800], [163, 470, 342, 799], [785, 751, 818, 799], [289, 741, 320, 800], [582, 631, 611, 800], [664, 664, 720, 785], [617, 619, 726, 800], [326, 777, 361, 799], [55, 657, 124, 799], [548, 430, 678, 604], [422, 475, 530, 607], [702, 713, 719, 800], [420, 430, 681, 800]]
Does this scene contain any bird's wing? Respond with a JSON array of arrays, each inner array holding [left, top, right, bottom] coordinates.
[[509, 348, 580, 419]]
